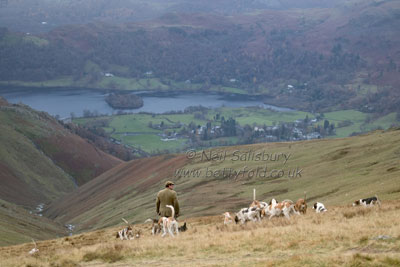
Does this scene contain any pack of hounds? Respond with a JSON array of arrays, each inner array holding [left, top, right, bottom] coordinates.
[[116, 205, 187, 240], [223, 194, 381, 225], [115, 195, 382, 240], [27, 194, 382, 255]]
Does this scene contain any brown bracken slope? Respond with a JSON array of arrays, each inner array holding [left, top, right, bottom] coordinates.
[[45, 154, 188, 228]]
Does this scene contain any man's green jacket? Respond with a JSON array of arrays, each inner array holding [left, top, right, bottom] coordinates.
[[156, 188, 180, 217]]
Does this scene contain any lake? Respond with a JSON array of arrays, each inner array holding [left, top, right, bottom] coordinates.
[[0, 87, 293, 118]]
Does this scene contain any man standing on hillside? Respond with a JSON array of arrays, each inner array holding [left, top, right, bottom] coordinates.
[[156, 181, 180, 218]]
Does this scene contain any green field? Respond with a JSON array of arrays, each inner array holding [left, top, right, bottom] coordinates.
[[0, 72, 250, 95], [75, 107, 315, 153], [118, 134, 187, 153], [363, 112, 398, 132], [76, 113, 206, 153], [23, 36, 49, 47], [0, 77, 75, 88], [321, 110, 367, 138], [0, 56, 252, 95], [212, 107, 311, 126], [75, 107, 400, 154], [318, 110, 399, 138]]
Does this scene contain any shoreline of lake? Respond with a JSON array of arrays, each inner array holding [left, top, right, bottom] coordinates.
[[0, 85, 294, 118]]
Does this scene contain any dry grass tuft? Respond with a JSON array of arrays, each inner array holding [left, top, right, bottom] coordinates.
[[353, 253, 373, 262], [358, 236, 369, 245], [82, 246, 123, 263], [287, 240, 299, 249], [382, 256, 400, 266], [348, 253, 376, 267], [342, 206, 374, 219], [49, 259, 79, 267]]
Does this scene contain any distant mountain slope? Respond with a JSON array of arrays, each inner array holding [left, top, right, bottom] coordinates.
[[0, 199, 67, 247], [0, 0, 349, 33], [1, 0, 399, 113], [0, 97, 122, 207], [45, 128, 400, 232]]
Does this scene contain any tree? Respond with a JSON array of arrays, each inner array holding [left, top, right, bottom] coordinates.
[[304, 115, 309, 124], [324, 120, 330, 130], [329, 124, 335, 135], [83, 109, 93, 117], [202, 130, 208, 140], [316, 113, 324, 120]]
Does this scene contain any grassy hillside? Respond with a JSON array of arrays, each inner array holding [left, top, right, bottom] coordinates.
[[2, 201, 400, 266], [0, 97, 122, 207], [0, 199, 67, 247], [0, 103, 76, 206], [45, 127, 400, 233]]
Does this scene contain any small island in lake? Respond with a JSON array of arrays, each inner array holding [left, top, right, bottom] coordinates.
[[105, 93, 144, 109]]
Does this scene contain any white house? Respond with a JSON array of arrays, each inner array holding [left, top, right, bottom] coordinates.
[[254, 126, 264, 132], [306, 132, 321, 140]]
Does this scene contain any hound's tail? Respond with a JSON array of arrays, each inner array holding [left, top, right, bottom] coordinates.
[[122, 218, 129, 224], [166, 205, 175, 218], [375, 195, 382, 207], [31, 238, 37, 249], [144, 218, 154, 223], [304, 191, 307, 201]]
